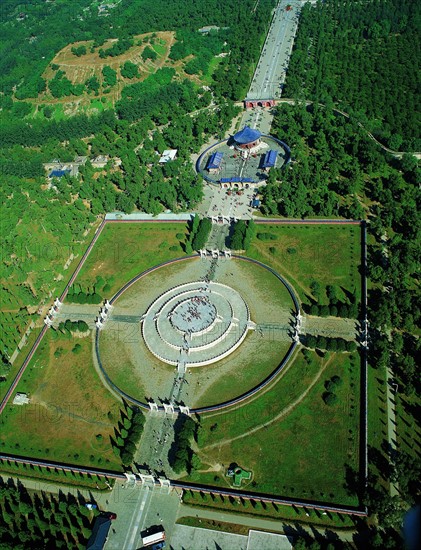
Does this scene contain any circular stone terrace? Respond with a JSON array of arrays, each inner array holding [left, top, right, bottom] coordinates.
[[141, 281, 251, 367]]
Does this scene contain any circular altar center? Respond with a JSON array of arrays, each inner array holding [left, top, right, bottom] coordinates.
[[171, 297, 217, 334], [141, 280, 251, 367]]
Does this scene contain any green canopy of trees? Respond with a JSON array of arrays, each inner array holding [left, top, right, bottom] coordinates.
[[285, 0, 420, 150]]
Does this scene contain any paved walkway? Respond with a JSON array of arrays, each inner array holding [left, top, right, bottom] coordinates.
[[177, 504, 356, 542], [386, 367, 399, 497], [302, 315, 358, 341]]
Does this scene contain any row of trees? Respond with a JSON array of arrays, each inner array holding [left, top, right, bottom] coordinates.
[[66, 290, 103, 305], [57, 320, 89, 333], [99, 39, 133, 59], [305, 335, 357, 353], [0, 480, 95, 549], [169, 414, 199, 474], [112, 407, 146, 467], [304, 302, 358, 320], [230, 220, 256, 251], [188, 216, 212, 252]]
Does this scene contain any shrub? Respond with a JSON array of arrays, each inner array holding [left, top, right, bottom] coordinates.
[[256, 232, 277, 241], [329, 305, 338, 316], [322, 391, 338, 406], [71, 343, 82, 354], [310, 304, 319, 316], [320, 305, 330, 316], [346, 340, 358, 352]]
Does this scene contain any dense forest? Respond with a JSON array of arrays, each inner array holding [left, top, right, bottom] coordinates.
[[1, 0, 274, 102], [265, 101, 420, 548], [0, 480, 97, 549], [284, 0, 420, 150]]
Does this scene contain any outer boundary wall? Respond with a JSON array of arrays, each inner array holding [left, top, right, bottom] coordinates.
[[0, 218, 367, 516]]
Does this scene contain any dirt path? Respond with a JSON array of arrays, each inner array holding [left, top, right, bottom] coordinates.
[[201, 353, 335, 452], [303, 314, 358, 341]]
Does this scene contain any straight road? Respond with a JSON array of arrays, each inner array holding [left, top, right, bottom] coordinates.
[[246, 0, 302, 101]]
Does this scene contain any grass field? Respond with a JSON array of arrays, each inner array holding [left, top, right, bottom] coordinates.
[[74, 222, 189, 297], [187, 349, 361, 506], [248, 224, 361, 306], [0, 331, 122, 470]]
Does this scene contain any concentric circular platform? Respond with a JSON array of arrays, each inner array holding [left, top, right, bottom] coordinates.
[[141, 281, 251, 367]]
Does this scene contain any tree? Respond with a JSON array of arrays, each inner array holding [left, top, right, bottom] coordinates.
[[71, 45, 87, 57], [85, 76, 100, 94], [121, 61, 139, 79], [310, 280, 322, 301], [102, 66, 117, 87], [141, 46, 157, 62], [322, 392, 338, 406]]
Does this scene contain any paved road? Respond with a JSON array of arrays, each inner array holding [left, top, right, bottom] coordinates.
[[105, 484, 181, 550], [246, 0, 302, 101]]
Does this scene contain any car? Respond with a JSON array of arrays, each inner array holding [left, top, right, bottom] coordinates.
[[151, 542, 166, 550], [85, 503, 97, 510]]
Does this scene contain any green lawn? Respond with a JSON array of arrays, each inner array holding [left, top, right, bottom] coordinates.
[[202, 56, 224, 85], [152, 41, 167, 57], [188, 350, 361, 506], [0, 330, 122, 470], [248, 224, 361, 306], [73, 222, 189, 297]]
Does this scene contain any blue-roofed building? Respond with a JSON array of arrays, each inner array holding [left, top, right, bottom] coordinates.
[[86, 516, 111, 550], [261, 150, 278, 171], [232, 126, 261, 150], [48, 169, 71, 179], [206, 152, 224, 173]]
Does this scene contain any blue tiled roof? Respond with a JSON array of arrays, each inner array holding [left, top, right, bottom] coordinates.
[[220, 177, 254, 183], [49, 169, 71, 178], [206, 152, 223, 170], [261, 149, 278, 168], [86, 517, 111, 550], [233, 126, 261, 144]]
